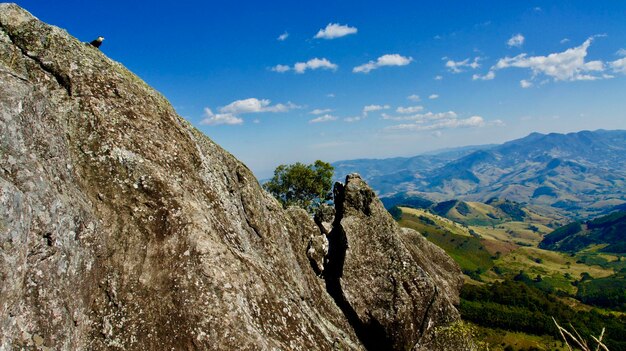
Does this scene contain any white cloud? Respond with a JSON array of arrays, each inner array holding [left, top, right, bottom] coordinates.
[[507, 34, 525, 48], [272, 58, 338, 74], [310, 108, 333, 115], [220, 98, 299, 114], [353, 54, 413, 73], [472, 71, 495, 80], [429, 94, 439, 100], [617, 48, 626, 56], [560, 38, 570, 44], [490, 119, 506, 127], [520, 79, 533, 88], [434, 75, 443, 80], [340, 104, 390, 122], [200, 108, 243, 126], [386, 115, 485, 131], [445, 57, 481, 73], [326, 93, 335, 98], [610, 57, 626, 74], [309, 114, 338, 123], [363, 104, 390, 115], [277, 32, 289, 41], [271, 64, 291, 73], [294, 58, 338, 73], [407, 94, 421, 102], [314, 23, 357, 39], [396, 105, 424, 114], [492, 37, 607, 81], [344, 116, 364, 122], [382, 111, 457, 121]]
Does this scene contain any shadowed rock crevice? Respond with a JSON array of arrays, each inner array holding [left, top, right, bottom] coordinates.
[[0, 22, 72, 95], [323, 202, 394, 350], [318, 174, 468, 350], [324, 179, 393, 350]]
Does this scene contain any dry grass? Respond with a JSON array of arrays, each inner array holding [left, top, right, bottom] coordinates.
[[553, 318, 609, 351]]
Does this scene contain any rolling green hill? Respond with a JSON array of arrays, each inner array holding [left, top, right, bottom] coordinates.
[[394, 205, 626, 350], [540, 211, 626, 253]]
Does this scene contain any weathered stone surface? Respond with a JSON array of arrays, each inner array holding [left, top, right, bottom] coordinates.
[[326, 174, 464, 350], [0, 4, 469, 350]]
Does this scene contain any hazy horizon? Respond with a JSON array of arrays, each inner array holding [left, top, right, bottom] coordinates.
[[15, 0, 626, 178]]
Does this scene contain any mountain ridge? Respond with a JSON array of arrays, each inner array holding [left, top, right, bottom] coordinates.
[[333, 129, 626, 218]]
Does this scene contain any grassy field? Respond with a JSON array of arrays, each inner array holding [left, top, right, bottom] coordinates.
[[399, 208, 494, 276], [397, 206, 620, 291], [470, 324, 568, 351], [493, 246, 615, 294]]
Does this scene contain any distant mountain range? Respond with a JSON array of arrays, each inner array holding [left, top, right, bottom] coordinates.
[[333, 130, 626, 218]]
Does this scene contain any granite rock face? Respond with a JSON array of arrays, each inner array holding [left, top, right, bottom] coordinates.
[[0, 4, 468, 350], [327, 174, 464, 350]]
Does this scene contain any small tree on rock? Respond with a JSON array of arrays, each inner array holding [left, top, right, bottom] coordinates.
[[263, 160, 334, 212]]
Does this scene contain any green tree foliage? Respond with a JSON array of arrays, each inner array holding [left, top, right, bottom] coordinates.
[[263, 160, 334, 212], [460, 280, 626, 350], [387, 206, 402, 221], [576, 272, 626, 311]]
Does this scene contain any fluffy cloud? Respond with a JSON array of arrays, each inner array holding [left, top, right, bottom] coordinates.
[[434, 75, 443, 80], [445, 57, 481, 73], [344, 116, 364, 122], [396, 105, 424, 114], [407, 94, 421, 102], [472, 71, 495, 80], [429, 94, 439, 100], [310, 108, 333, 115], [337, 104, 390, 123], [492, 37, 606, 81], [382, 111, 457, 121], [611, 57, 626, 74], [309, 114, 338, 123], [277, 32, 289, 41], [386, 115, 485, 131], [202, 98, 299, 126], [220, 98, 299, 114], [295, 58, 338, 73], [200, 108, 243, 126], [353, 54, 413, 73], [520, 79, 533, 88], [471, 36, 626, 85], [363, 104, 390, 115], [271, 64, 291, 73], [507, 34, 525, 48], [314, 23, 357, 39], [272, 58, 338, 74]]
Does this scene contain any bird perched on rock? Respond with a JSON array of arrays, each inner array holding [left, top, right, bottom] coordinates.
[[89, 36, 104, 48]]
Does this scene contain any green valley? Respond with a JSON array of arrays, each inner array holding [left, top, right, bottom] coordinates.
[[393, 204, 626, 350]]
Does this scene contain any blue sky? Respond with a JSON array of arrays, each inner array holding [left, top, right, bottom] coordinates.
[[15, 1, 626, 177]]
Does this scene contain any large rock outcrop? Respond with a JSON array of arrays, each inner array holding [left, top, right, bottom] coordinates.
[[325, 174, 464, 350], [0, 4, 469, 350]]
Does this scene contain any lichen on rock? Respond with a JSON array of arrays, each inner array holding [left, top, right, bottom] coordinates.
[[0, 4, 471, 350]]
